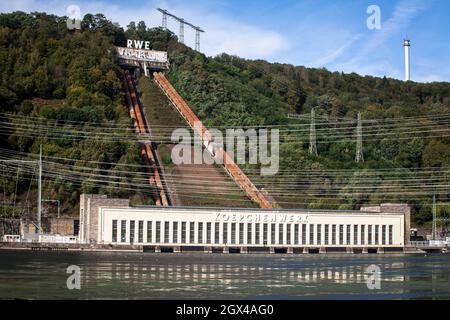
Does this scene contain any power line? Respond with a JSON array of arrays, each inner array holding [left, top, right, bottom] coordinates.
[[4, 112, 450, 140], [3, 146, 450, 175], [2, 161, 450, 208], [0, 154, 41, 232], [5, 111, 450, 129], [3, 157, 449, 195]]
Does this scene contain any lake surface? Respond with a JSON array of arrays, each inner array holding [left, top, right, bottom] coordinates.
[[0, 250, 449, 299]]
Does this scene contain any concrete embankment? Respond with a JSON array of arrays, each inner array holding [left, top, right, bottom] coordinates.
[[0, 242, 429, 254], [0, 242, 143, 253]]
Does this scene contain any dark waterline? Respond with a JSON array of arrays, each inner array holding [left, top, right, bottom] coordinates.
[[0, 250, 449, 299]]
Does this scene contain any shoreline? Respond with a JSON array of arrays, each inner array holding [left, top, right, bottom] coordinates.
[[0, 242, 429, 255]]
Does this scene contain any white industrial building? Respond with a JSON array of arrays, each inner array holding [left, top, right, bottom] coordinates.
[[79, 194, 410, 253]]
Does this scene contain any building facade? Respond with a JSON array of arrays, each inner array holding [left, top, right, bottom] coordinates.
[[79, 194, 130, 244], [42, 217, 79, 236], [80, 195, 410, 250]]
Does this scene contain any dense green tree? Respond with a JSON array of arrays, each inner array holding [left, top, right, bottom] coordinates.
[[422, 140, 450, 167], [1, 11, 449, 223]]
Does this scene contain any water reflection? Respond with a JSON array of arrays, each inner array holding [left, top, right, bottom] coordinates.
[[84, 262, 405, 285], [1, 251, 450, 299], [79, 258, 413, 298]]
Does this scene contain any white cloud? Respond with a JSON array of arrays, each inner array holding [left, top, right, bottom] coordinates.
[[312, 34, 362, 67], [337, 0, 430, 79], [156, 3, 289, 59], [415, 74, 444, 83], [413, 61, 450, 83], [1, 0, 446, 82], [359, 0, 428, 56], [197, 17, 288, 59], [0, 0, 163, 28], [338, 59, 403, 79], [0, 0, 288, 60]]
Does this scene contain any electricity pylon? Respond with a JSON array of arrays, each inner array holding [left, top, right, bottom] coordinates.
[[355, 112, 364, 163], [309, 108, 318, 156], [432, 192, 437, 240], [157, 8, 204, 51], [0, 144, 42, 235]]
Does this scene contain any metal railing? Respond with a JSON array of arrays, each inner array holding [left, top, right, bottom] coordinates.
[[153, 72, 273, 209], [410, 240, 447, 247]]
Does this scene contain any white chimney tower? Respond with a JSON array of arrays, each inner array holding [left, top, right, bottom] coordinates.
[[403, 39, 410, 81]]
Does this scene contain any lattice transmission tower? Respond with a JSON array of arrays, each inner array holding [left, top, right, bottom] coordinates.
[[0, 145, 42, 234], [157, 8, 204, 51], [309, 108, 318, 156], [355, 112, 364, 163]]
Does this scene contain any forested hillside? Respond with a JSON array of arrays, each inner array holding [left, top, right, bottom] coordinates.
[[164, 29, 450, 225], [0, 12, 165, 215], [1, 12, 450, 224]]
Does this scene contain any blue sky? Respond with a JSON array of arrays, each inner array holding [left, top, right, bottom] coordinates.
[[1, 0, 450, 82]]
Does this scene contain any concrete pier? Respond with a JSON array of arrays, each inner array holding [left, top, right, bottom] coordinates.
[[203, 246, 212, 253]]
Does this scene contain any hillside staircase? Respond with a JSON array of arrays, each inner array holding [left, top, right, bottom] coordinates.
[[153, 72, 273, 209]]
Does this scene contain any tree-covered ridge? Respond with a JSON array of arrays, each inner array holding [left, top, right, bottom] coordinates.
[[164, 30, 450, 223], [0, 12, 175, 214], [0, 11, 449, 224], [167, 48, 450, 127]]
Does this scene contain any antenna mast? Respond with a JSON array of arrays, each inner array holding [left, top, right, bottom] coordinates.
[[432, 192, 437, 240], [37, 144, 42, 236], [403, 39, 411, 81]]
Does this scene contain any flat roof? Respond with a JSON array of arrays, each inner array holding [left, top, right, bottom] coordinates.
[[103, 205, 403, 215]]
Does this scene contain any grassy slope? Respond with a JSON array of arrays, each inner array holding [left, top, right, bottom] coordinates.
[[137, 75, 256, 208]]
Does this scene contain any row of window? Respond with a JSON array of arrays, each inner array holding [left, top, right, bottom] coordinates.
[[111, 220, 394, 246]]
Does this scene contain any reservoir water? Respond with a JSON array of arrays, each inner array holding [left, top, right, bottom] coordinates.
[[0, 250, 449, 299]]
